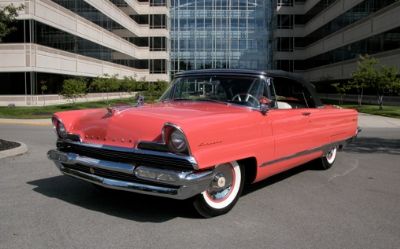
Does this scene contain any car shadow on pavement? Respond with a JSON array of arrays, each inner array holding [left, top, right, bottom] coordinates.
[[344, 137, 400, 155], [242, 163, 312, 196], [28, 176, 199, 222]]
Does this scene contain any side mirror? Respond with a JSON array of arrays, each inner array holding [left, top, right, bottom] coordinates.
[[259, 97, 272, 115]]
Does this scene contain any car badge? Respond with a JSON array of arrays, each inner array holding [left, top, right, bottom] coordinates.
[[90, 168, 95, 174]]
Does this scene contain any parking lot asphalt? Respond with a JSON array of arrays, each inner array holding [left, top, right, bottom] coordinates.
[[0, 114, 399, 249]]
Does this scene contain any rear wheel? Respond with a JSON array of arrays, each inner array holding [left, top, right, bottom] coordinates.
[[193, 161, 244, 218], [318, 147, 337, 170]]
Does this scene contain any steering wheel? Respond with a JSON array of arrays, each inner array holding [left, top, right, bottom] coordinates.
[[231, 93, 259, 107]]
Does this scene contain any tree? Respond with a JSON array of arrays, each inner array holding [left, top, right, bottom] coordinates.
[[40, 80, 48, 106], [349, 55, 379, 106], [120, 76, 138, 93], [90, 77, 108, 100], [0, 4, 24, 42], [144, 80, 170, 101], [375, 65, 400, 110], [349, 55, 400, 109], [331, 82, 350, 105], [90, 74, 121, 102], [61, 78, 87, 103], [108, 74, 121, 92]]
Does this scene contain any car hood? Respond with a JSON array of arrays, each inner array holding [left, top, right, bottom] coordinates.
[[55, 101, 257, 148]]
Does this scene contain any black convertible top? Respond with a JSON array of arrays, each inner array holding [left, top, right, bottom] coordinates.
[[174, 69, 323, 107]]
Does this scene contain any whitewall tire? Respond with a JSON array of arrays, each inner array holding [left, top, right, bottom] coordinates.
[[193, 161, 244, 217], [319, 147, 337, 170]]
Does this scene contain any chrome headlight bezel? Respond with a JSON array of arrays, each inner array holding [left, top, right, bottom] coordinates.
[[162, 123, 190, 155], [52, 117, 68, 139]]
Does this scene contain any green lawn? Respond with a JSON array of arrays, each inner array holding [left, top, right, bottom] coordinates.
[[0, 98, 137, 119], [341, 104, 400, 119]]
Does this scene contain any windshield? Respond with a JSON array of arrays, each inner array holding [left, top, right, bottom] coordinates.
[[160, 75, 266, 108]]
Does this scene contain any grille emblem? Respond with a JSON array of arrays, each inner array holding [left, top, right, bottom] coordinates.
[[90, 168, 95, 174]]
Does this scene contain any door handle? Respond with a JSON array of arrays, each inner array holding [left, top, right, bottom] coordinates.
[[302, 112, 311, 116]]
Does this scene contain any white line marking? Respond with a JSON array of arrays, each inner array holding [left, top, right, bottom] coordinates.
[[329, 160, 359, 182]]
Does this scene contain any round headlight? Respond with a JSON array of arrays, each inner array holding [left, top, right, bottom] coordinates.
[[168, 129, 188, 153], [57, 122, 67, 138], [53, 118, 68, 139]]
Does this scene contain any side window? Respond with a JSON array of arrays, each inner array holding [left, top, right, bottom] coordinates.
[[271, 77, 316, 109]]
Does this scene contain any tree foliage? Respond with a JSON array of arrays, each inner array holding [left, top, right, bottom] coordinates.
[[349, 55, 378, 106], [349, 55, 400, 109], [331, 82, 351, 104], [61, 74, 170, 103], [61, 78, 87, 103], [0, 4, 24, 42]]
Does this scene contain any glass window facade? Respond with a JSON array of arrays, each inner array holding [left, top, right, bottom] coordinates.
[[303, 0, 336, 24], [276, 24, 400, 72], [277, 15, 293, 29], [277, 0, 293, 7], [170, 0, 273, 75], [51, 0, 124, 31], [276, 37, 294, 52], [291, 26, 400, 70], [277, 0, 336, 29], [297, 0, 396, 47], [1, 20, 167, 73]]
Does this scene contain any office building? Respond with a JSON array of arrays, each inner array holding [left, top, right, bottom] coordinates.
[[274, 0, 400, 83], [0, 0, 169, 94], [1, 0, 399, 95], [170, 0, 274, 75]]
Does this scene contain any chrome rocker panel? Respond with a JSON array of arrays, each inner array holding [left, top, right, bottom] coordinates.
[[47, 150, 214, 200]]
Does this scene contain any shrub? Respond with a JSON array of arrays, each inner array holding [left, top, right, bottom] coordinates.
[[61, 78, 87, 103]]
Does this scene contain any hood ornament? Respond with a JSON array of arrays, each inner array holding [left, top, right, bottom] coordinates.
[[103, 95, 144, 118], [136, 95, 145, 107], [106, 106, 116, 116]]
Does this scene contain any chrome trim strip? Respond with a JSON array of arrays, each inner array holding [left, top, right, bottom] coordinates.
[[260, 137, 355, 167], [48, 150, 214, 200]]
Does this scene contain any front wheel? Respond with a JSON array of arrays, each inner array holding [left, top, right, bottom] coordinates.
[[193, 161, 244, 218]]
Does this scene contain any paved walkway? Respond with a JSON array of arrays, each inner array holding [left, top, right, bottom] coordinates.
[[358, 113, 400, 128]]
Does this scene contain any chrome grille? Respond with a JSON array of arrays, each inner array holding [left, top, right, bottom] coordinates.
[[57, 141, 196, 169]]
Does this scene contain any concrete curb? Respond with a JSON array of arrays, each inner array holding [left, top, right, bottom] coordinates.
[[0, 119, 51, 126], [0, 142, 28, 160]]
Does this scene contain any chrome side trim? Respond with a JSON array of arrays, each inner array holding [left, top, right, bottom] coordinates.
[[260, 137, 356, 167]]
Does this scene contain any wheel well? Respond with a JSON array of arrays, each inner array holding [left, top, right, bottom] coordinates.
[[237, 157, 257, 184]]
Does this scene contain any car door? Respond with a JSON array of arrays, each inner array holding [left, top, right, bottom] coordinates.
[[268, 77, 317, 165]]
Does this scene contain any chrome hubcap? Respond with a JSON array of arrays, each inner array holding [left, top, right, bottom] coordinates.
[[326, 147, 337, 164], [327, 150, 333, 159], [206, 164, 235, 201]]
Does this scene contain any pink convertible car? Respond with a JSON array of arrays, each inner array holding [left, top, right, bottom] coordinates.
[[48, 69, 359, 217]]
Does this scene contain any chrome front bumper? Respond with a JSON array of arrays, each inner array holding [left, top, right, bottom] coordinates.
[[47, 150, 214, 200]]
